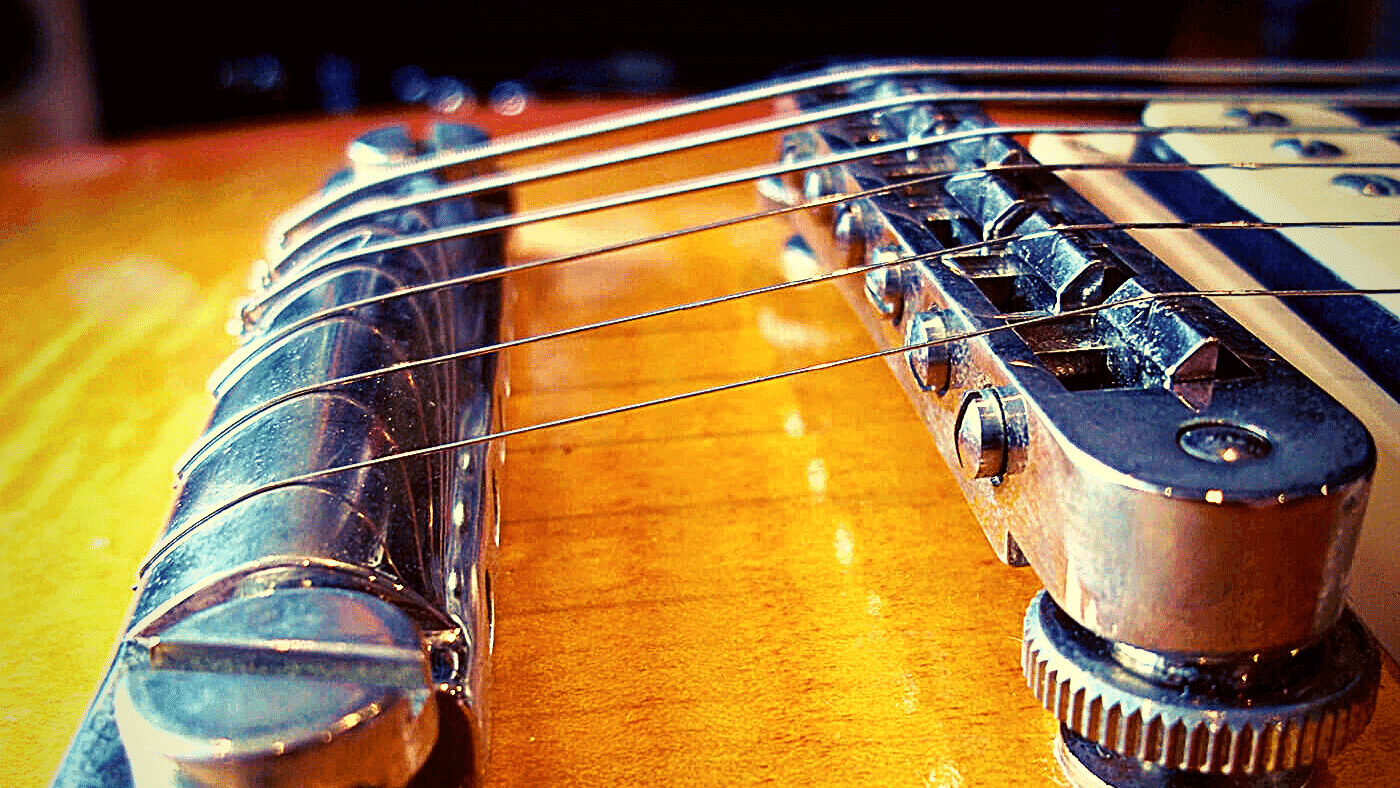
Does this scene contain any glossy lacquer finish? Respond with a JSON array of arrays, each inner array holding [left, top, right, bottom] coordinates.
[[2, 102, 1397, 788]]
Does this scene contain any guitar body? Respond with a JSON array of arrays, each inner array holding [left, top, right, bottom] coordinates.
[[2, 98, 1396, 787]]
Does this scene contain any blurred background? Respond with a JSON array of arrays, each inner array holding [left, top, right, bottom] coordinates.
[[1, 0, 1396, 152]]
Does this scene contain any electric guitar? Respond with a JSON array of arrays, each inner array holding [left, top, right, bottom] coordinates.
[[5, 62, 1399, 788]]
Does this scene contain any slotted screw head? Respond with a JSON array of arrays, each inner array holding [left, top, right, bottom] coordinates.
[[833, 202, 862, 245], [863, 245, 906, 320], [955, 389, 1006, 479], [905, 310, 951, 393], [114, 588, 439, 788]]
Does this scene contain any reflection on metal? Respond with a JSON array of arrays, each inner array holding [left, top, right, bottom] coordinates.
[[772, 69, 1383, 786], [904, 310, 952, 393], [952, 388, 1009, 480], [52, 122, 507, 788], [115, 589, 440, 788]]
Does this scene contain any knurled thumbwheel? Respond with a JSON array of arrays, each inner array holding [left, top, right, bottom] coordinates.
[[1021, 591, 1379, 779]]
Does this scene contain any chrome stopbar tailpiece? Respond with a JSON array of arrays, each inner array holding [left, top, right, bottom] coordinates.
[[768, 74, 1382, 786], [52, 122, 507, 788]]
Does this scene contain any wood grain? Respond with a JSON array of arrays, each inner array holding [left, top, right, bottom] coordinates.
[[1, 100, 1395, 788]]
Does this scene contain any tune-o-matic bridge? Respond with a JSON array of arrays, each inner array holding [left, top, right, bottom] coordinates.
[[768, 77, 1382, 784]]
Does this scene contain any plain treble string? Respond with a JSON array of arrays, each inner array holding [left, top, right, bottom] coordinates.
[[168, 75, 1400, 575], [243, 155, 1400, 350], [271, 58, 1400, 246], [270, 121, 1400, 274], [141, 281, 1400, 578], [200, 155, 1400, 481]]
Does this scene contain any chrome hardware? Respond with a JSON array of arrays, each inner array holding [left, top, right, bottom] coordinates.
[[803, 168, 839, 200], [780, 130, 842, 201], [53, 124, 506, 788], [346, 126, 416, 169], [953, 389, 1006, 480], [905, 309, 952, 393], [1176, 421, 1272, 465], [426, 76, 472, 114], [832, 200, 872, 271], [983, 196, 1050, 240], [487, 81, 530, 117], [863, 245, 906, 319], [778, 73, 1381, 787], [832, 201, 863, 245], [783, 81, 1375, 651], [430, 121, 490, 153], [114, 589, 439, 788], [1026, 591, 1379, 779], [1126, 99, 1400, 669]]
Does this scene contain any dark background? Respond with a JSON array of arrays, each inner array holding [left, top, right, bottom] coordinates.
[[0, 0, 1394, 145]]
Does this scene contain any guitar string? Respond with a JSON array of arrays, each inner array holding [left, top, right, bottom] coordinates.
[[263, 122, 1400, 290], [271, 119, 1400, 270], [156, 220, 1400, 568], [84, 67, 1400, 772], [158, 91, 1400, 571], [140, 283, 1400, 577], [278, 86, 1332, 260], [236, 156, 1400, 358], [271, 59, 1400, 244], [276, 89, 1400, 266], [193, 158, 1400, 479]]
